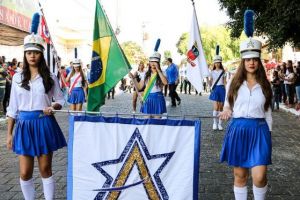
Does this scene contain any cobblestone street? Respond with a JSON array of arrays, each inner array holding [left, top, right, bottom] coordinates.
[[0, 92, 300, 199]]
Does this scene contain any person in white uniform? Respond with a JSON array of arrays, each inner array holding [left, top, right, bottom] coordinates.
[[219, 10, 273, 200], [209, 45, 226, 130], [6, 32, 66, 200], [61, 58, 88, 111]]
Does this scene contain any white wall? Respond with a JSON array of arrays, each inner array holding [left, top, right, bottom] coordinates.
[[282, 44, 300, 63]]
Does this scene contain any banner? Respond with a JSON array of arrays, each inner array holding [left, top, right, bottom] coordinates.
[[87, 0, 131, 111], [68, 116, 201, 200], [186, 8, 209, 92]]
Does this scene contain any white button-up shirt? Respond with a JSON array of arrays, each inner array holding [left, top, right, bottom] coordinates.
[[224, 80, 272, 131], [210, 70, 225, 86], [7, 72, 65, 119]]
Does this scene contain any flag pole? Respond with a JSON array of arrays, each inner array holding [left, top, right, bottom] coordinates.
[[97, 0, 142, 101], [38, 1, 59, 70], [191, 0, 200, 29]]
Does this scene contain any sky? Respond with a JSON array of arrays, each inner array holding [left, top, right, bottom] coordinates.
[[41, 0, 229, 63]]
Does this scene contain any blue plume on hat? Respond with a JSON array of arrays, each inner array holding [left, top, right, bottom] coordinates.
[[244, 9, 255, 37], [75, 48, 78, 58], [154, 38, 161, 51], [216, 45, 220, 56], [31, 12, 40, 34]]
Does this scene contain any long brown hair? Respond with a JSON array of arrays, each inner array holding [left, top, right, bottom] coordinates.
[[69, 65, 86, 87], [213, 62, 224, 70], [144, 62, 163, 88], [21, 52, 54, 93], [227, 59, 272, 111]]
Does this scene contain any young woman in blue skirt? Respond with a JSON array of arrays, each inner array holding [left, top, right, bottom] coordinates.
[[6, 33, 67, 200], [62, 59, 88, 111], [130, 52, 168, 118], [209, 54, 226, 131], [219, 37, 272, 200]]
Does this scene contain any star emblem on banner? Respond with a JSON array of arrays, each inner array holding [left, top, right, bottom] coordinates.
[[91, 128, 175, 200]]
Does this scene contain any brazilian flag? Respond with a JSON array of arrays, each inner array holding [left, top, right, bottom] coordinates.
[[87, 0, 131, 111]]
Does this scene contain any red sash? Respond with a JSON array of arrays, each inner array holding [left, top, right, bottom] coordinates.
[[69, 74, 81, 95]]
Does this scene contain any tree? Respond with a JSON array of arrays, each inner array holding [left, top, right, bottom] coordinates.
[[176, 26, 244, 64], [176, 33, 189, 56], [121, 41, 146, 64], [164, 50, 172, 60], [218, 0, 300, 49]]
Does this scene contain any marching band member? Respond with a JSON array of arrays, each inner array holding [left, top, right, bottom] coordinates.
[[130, 52, 168, 118], [61, 58, 88, 111], [6, 32, 67, 200], [219, 10, 272, 200], [209, 45, 226, 130]]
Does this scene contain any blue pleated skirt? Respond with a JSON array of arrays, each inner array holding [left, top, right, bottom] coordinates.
[[68, 87, 85, 104], [13, 111, 67, 157], [220, 118, 272, 168], [209, 85, 225, 103], [140, 92, 167, 114]]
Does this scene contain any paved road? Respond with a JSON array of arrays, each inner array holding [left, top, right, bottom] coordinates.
[[0, 92, 300, 199]]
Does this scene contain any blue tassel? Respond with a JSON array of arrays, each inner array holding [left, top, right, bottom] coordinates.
[[244, 10, 255, 37], [216, 45, 220, 56], [30, 13, 40, 34], [154, 39, 161, 51], [75, 48, 78, 58]]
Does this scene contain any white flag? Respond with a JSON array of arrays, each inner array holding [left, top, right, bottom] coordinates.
[[68, 116, 201, 199], [186, 9, 209, 92]]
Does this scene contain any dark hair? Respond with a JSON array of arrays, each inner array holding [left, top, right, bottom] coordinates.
[[167, 58, 172, 63], [287, 66, 294, 73], [280, 64, 286, 74], [273, 70, 279, 78], [227, 58, 272, 111], [144, 62, 163, 88], [17, 62, 22, 68], [69, 65, 86, 87], [213, 62, 224, 70], [21, 52, 54, 93]]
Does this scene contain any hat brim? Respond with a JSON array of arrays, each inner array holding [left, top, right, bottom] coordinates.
[[73, 64, 81, 67], [213, 59, 222, 63], [149, 58, 160, 62], [24, 47, 43, 52], [241, 51, 260, 59]]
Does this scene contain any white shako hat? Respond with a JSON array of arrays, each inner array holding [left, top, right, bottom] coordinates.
[[240, 38, 262, 59], [24, 34, 45, 52], [73, 58, 81, 67], [149, 52, 161, 62], [240, 9, 262, 59]]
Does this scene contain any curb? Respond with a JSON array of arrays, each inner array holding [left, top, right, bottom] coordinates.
[[279, 104, 300, 117]]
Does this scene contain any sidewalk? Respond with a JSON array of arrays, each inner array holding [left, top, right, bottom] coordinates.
[[279, 103, 300, 117]]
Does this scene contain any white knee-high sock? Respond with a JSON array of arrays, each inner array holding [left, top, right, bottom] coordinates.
[[20, 178, 35, 200], [42, 176, 55, 200], [213, 110, 218, 124], [234, 185, 247, 200], [253, 184, 267, 200], [218, 112, 222, 125]]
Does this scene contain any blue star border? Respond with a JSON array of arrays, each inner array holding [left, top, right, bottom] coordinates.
[[92, 128, 175, 199]]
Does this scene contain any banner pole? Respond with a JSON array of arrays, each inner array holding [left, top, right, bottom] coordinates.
[[52, 109, 217, 119]]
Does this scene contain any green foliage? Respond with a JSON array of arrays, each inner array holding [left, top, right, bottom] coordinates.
[[218, 0, 300, 49], [121, 41, 147, 64], [176, 26, 245, 63], [176, 33, 189, 55], [164, 50, 172, 60]]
